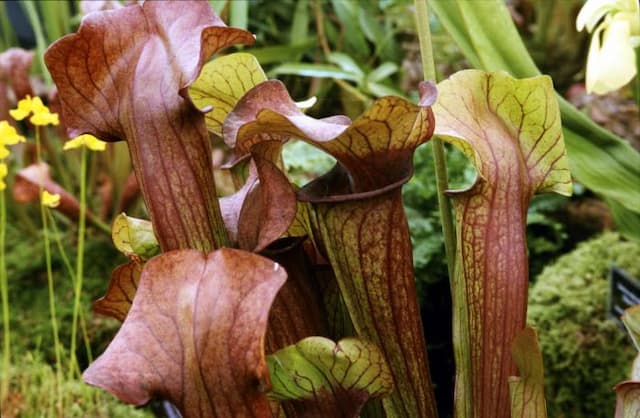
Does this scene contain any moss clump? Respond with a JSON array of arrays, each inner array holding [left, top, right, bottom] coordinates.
[[2, 352, 152, 418], [528, 232, 640, 418]]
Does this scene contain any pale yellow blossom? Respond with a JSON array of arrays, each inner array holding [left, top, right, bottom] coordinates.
[[577, 0, 640, 94]]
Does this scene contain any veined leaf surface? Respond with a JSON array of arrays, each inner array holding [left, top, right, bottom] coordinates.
[[268, 337, 393, 418], [84, 249, 286, 418], [45, 0, 254, 251], [434, 70, 571, 418]]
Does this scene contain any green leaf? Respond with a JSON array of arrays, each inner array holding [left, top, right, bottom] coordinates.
[[509, 327, 548, 418], [267, 337, 394, 418], [365, 81, 406, 99], [289, 0, 309, 45], [367, 62, 398, 83], [190, 52, 267, 136], [327, 52, 365, 80], [330, 0, 370, 55], [111, 213, 160, 261], [434, 70, 571, 418], [84, 249, 286, 418], [250, 41, 316, 65], [269, 63, 361, 82]]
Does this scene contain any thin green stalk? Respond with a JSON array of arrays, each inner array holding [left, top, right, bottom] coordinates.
[[68, 145, 88, 378], [0, 191, 10, 403], [35, 127, 63, 415], [48, 211, 93, 365], [20, 1, 52, 85], [414, 0, 456, 280]]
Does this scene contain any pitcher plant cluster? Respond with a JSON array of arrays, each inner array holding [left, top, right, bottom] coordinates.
[[13, 0, 638, 417]]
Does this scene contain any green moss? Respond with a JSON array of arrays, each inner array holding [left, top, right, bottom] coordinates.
[[2, 352, 152, 417], [528, 232, 640, 418]]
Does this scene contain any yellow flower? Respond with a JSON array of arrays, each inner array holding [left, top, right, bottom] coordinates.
[[0, 121, 27, 145], [0, 163, 6, 191], [41, 190, 61, 208], [0, 120, 26, 159], [63, 134, 107, 152], [9, 95, 59, 126], [577, 0, 640, 94], [9, 96, 33, 121]]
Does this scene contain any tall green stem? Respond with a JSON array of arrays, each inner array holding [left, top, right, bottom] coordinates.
[[69, 145, 87, 378], [36, 127, 63, 414], [48, 211, 93, 365], [414, 0, 456, 279], [0, 191, 10, 403]]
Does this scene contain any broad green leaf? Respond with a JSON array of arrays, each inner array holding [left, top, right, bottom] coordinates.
[[431, 0, 640, 237], [434, 70, 571, 418], [267, 337, 393, 418], [84, 249, 286, 418], [93, 261, 142, 322], [111, 213, 159, 261], [190, 52, 267, 136], [615, 381, 640, 418], [225, 79, 439, 417], [509, 327, 548, 418], [46, 1, 252, 251], [269, 63, 361, 82]]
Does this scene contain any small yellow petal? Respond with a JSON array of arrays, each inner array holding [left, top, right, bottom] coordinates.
[[64, 134, 106, 151], [63, 136, 84, 150], [0, 163, 7, 191], [0, 120, 27, 145], [30, 112, 59, 127], [9, 96, 33, 121], [41, 190, 61, 208], [0, 144, 9, 159], [86, 136, 107, 151]]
